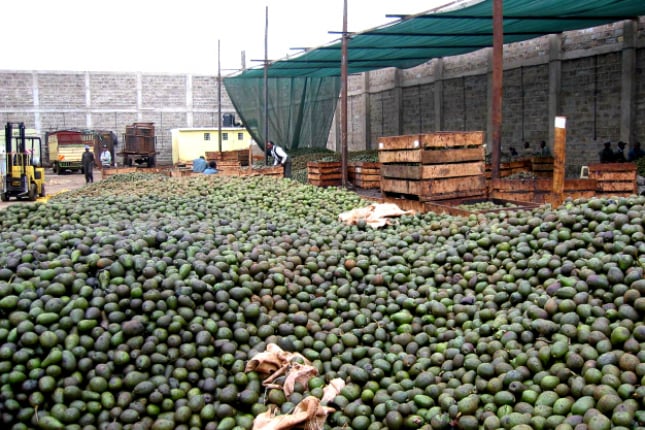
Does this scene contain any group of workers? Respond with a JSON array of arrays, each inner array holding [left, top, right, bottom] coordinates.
[[191, 140, 291, 178], [506, 139, 645, 165], [83, 140, 293, 184], [191, 156, 219, 174], [508, 140, 552, 160], [81, 144, 113, 184], [600, 140, 645, 163]]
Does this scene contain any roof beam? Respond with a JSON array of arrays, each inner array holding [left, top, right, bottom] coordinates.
[[385, 14, 638, 21], [330, 30, 549, 37], [316, 44, 490, 50], [274, 57, 434, 64]]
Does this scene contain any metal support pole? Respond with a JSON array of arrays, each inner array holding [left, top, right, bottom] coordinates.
[[340, 0, 348, 187], [264, 6, 270, 165], [218, 40, 222, 153]]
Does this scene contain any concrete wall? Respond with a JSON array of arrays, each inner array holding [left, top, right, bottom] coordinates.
[[2, 17, 644, 176], [0, 71, 234, 166]]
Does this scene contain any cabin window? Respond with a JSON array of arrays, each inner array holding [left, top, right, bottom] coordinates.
[[237, 132, 244, 140], [204, 133, 211, 141], [223, 133, 229, 141]]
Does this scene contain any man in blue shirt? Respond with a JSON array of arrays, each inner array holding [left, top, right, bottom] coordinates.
[[193, 155, 207, 173], [203, 160, 219, 174]]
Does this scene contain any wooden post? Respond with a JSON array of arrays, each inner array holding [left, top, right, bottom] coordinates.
[[490, 0, 503, 179], [551, 116, 566, 206]]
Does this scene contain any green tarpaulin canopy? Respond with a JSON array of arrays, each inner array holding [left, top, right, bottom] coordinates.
[[224, 0, 645, 151]]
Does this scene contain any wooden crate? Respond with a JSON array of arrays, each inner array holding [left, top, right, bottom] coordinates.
[[206, 149, 250, 166], [348, 162, 381, 189], [378, 132, 486, 201], [308, 162, 341, 187], [588, 162, 637, 196]]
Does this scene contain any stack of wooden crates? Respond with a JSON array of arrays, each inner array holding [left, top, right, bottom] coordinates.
[[307, 161, 342, 187], [379, 131, 486, 201]]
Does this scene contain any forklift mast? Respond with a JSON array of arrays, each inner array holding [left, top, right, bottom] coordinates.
[[6, 122, 26, 153], [5, 122, 28, 174]]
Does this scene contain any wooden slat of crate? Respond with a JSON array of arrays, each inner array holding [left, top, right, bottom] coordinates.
[[381, 175, 486, 200], [348, 161, 381, 169], [239, 166, 283, 177], [486, 160, 531, 178], [564, 179, 598, 193], [206, 149, 250, 165], [490, 178, 597, 193], [348, 163, 380, 177], [377, 135, 420, 151], [382, 162, 483, 180], [596, 182, 637, 193], [102, 167, 137, 177], [307, 162, 341, 174], [422, 146, 485, 164], [590, 171, 636, 182], [419, 176, 487, 201], [352, 178, 381, 189], [378, 148, 423, 164], [531, 157, 554, 171], [588, 162, 637, 173], [490, 190, 536, 203], [421, 131, 484, 149], [490, 178, 599, 203], [379, 145, 485, 165], [349, 170, 380, 180], [489, 178, 536, 192], [309, 173, 342, 181], [354, 179, 381, 189], [310, 178, 342, 187], [381, 178, 422, 196]]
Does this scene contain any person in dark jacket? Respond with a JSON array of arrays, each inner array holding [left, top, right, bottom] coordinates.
[[614, 141, 627, 162], [599, 141, 614, 163], [628, 141, 645, 161], [81, 145, 95, 183]]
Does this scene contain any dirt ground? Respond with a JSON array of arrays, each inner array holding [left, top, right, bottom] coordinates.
[[0, 168, 103, 211]]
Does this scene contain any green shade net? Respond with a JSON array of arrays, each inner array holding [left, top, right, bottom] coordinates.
[[224, 0, 645, 152], [223, 76, 340, 152]]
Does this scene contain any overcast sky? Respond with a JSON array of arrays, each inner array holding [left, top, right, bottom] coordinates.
[[2, 0, 453, 76]]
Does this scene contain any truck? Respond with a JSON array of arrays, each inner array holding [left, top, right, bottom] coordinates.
[[2, 122, 46, 201], [47, 129, 117, 174]]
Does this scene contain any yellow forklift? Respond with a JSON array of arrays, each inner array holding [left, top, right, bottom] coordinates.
[[1, 122, 46, 201]]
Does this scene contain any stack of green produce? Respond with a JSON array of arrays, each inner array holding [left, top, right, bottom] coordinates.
[[0, 172, 643, 430]]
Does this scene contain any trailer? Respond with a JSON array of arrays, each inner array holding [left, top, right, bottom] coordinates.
[[47, 129, 117, 174], [121, 122, 156, 167]]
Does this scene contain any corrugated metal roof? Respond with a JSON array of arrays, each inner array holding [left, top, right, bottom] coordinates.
[[230, 0, 645, 78]]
